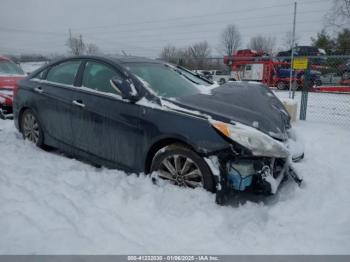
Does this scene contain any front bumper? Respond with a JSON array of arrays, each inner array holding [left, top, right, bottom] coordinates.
[[0, 104, 13, 119], [206, 153, 302, 205], [286, 128, 305, 162], [0, 92, 14, 120]]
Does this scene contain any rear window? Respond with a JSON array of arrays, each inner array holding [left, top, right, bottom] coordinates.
[[0, 60, 25, 76]]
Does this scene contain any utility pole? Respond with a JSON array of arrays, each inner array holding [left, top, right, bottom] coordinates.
[[289, 2, 297, 99], [69, 28, 72, 44]]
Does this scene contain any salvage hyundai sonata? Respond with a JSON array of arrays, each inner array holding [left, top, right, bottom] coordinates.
[[13, 56, 302, 204]]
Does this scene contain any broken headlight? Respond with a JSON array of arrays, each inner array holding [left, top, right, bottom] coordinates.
[[211, 120, 290, 158]]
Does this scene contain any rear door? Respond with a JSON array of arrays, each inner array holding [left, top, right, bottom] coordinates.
[[30, 60, 82, 145], [69, 60, 143, 170]]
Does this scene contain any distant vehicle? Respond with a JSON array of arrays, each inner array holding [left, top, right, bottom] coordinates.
[[274, 69, 322, 90], [319, 72, 342, 85], [277, 46, 326, 57], [14, 55, 303, 203], [338, 59, 350, 79], [196, 70, 213, 80], [196, 70, 234, 85], [171, 65, 219, 92], [277, 46, 327, 69], [231, 64, 264, 82], [0, 56, 26, 119], [225, 49, 323, 89]]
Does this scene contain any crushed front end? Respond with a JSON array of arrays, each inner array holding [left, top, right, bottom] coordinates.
[[206, 120, 303, 205]]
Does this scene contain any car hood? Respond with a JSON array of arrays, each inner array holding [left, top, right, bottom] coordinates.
[[173, 82, 291, 140]]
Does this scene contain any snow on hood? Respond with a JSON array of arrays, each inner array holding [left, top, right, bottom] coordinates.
[[176, 83, 291, 139], [134, 76, 290, 139]]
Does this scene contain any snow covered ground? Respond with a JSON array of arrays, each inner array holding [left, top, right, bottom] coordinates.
[[0, 118, 350, 254]]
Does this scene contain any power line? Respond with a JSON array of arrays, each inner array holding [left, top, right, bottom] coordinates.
[[72, 0, 327, 31], [74, 9, 327, 36], [72, 2, 295, 31], [0, 17, 324, 42]]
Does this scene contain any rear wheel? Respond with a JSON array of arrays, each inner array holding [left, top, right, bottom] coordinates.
[[150, 144, 215, 192], [276, 81, 287, 90], [20, 109, 44, 147]]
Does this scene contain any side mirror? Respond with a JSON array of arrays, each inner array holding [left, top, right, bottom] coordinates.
[[110, 77, 139, 102]]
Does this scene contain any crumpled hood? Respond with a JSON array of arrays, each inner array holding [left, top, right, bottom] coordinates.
[[174, 82, 291, 140]]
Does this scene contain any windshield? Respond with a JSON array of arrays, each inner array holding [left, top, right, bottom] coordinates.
[[173, 67, 212, 86], [126, 62, 201, 98], [0, 60, 25, 76]]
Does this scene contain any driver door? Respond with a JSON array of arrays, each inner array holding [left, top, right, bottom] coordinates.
[[70, 60, 143, 170]]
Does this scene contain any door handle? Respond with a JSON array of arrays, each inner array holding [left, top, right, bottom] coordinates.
[[34, 87, 44, 93], [72, 100, 85, 108]]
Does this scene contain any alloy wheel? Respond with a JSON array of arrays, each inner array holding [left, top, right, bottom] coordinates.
[[22, 112, 40, 144], [158, 154, 203, 188]]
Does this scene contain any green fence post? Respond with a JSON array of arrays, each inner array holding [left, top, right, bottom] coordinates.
[[299, 61, 310, 120]]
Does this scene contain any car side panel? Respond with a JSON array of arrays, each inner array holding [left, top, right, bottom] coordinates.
[[139, 106, 232, 168], [69, 89, 143, 170], [14, 79, 75, 145]]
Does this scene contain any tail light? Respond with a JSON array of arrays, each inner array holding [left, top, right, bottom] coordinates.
[[4, 97, 12, 105]]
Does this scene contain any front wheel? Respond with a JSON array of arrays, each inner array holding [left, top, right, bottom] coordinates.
[[150, 144, 215, 192], [219, 78, 226, 85], [20, 109, 44, 148]]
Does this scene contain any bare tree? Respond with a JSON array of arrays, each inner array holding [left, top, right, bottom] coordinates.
[[67, 34, 86, 56], [220, 24, 241, 56], [326, 0, 350, 28], [281, 31, 300, 50], [187, 41, 211, 69], [159, 45, 178, 64], [249, 35, 276, 54], [86, 43, 100, 55]]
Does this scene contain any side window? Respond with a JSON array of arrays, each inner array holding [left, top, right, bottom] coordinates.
[[32, 69, 47, 80], [82, 61, 123, 95], [46, 61, 81, 85]]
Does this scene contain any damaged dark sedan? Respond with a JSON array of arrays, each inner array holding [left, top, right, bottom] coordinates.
[[13, 56, 303, 204]]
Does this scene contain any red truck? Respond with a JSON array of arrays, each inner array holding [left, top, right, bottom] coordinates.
[[223, 49, 319, 90], [0, 56, 26, 119]]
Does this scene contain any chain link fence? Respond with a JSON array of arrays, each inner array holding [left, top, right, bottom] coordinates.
[[268, 55, 350, 125]]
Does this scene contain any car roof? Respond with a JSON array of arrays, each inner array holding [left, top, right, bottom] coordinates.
[[68, 55, 162, 65]]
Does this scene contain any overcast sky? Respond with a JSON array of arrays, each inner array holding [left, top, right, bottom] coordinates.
[[0, 0, 332, 57]]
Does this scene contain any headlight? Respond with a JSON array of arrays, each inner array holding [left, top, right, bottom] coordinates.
[[212, 120, 290, 158]]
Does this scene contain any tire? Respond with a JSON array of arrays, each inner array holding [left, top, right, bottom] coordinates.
[[315, 80, 322, 86], [150, 144, 215, 192], [342, 72, 350, 80], [276, 81, 286, 90], [20, 109, 45, 148], [219, 78, 226, 85]]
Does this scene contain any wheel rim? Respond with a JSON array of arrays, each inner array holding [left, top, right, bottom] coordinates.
[[22, 112, 40, 144], [277, 82, 285, 90], [158, 154, 203, 188]]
